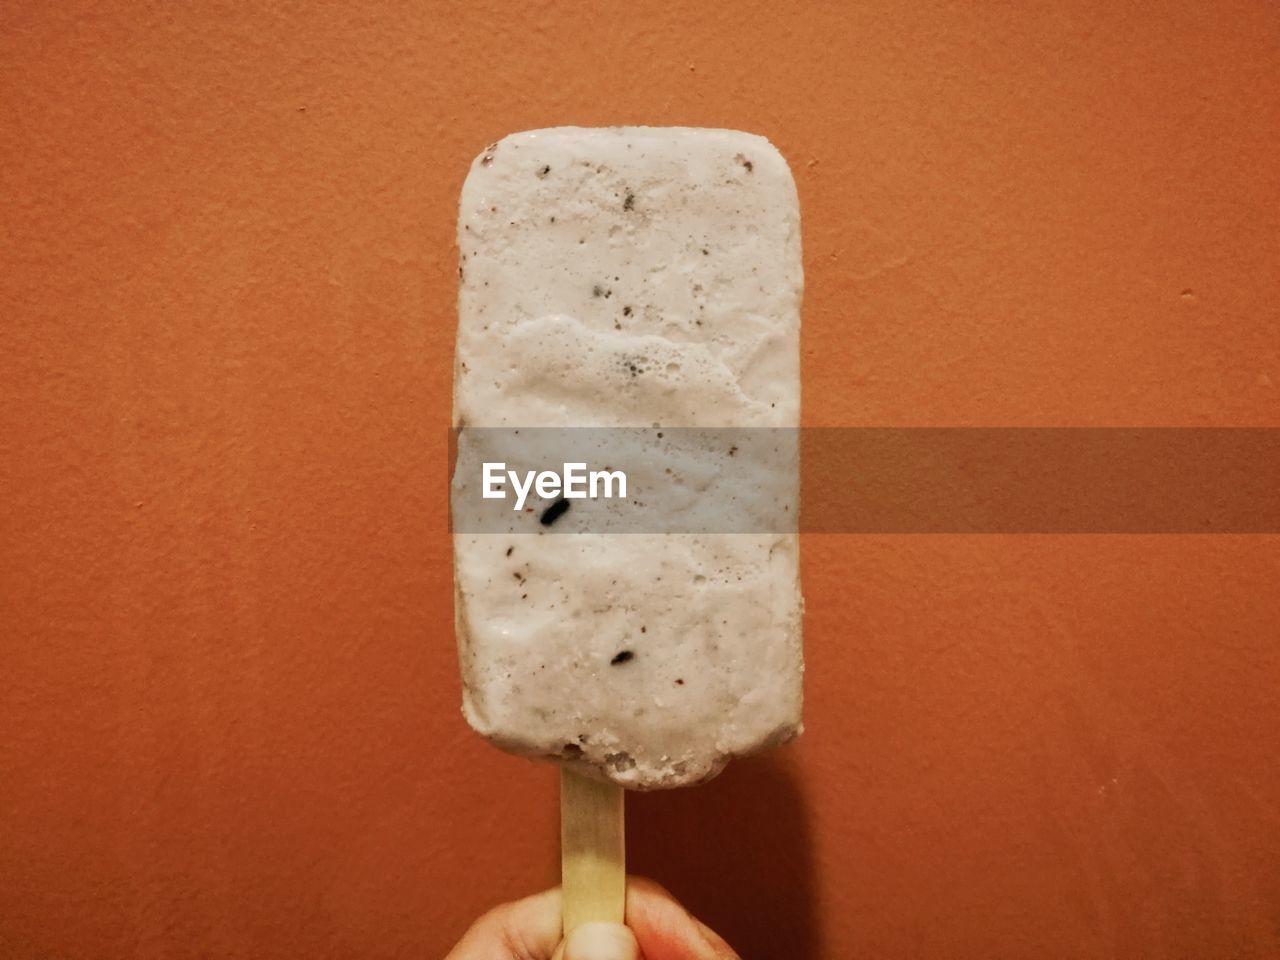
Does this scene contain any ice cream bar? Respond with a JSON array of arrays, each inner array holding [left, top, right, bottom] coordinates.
[[452, 127, 803, 789]]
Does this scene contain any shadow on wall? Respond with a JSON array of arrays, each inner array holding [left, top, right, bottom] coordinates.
[[628, 750, 817, 959]]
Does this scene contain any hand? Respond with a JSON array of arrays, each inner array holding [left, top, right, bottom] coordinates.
[[444, 875, 740, 960]]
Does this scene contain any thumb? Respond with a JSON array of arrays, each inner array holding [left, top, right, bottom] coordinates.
[[557, 921, 641, 960]]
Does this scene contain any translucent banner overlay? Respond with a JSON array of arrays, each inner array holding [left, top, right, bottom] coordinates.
[[449, 428, 1280, 533]]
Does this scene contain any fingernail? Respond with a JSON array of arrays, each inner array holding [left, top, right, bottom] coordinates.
[[562, 921, 639, 960]]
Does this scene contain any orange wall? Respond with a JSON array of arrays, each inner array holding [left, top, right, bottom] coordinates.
[[2, 2, 1278, 957]]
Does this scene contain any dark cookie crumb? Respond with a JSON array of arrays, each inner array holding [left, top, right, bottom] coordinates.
[[605, 751, 636, 772], [675, 678, 684, 685], [623, 191, 635, 211], [537, 164, 551, 178], [562, 742, 583, 758], [611, 650, 634, 665], [540, 497, 570, 526], [506, 546, 514, 556]]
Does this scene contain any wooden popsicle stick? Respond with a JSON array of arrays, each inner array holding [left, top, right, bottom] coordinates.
[[560, 766, 626, 934]]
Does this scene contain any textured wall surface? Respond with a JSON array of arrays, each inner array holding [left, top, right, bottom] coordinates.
[[2, 2, 1278, 958]]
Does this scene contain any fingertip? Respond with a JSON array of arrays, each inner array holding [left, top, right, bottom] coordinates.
[[561, 921, 640, 960], [622, 875, 738, 960], [625, 874, 675, 900], [445, 886, 563, 960], [693, 918, 739, 956], [624, 873, 687, 926]]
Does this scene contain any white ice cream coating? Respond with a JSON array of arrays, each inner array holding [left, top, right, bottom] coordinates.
[[453, 127, 803, 788]]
